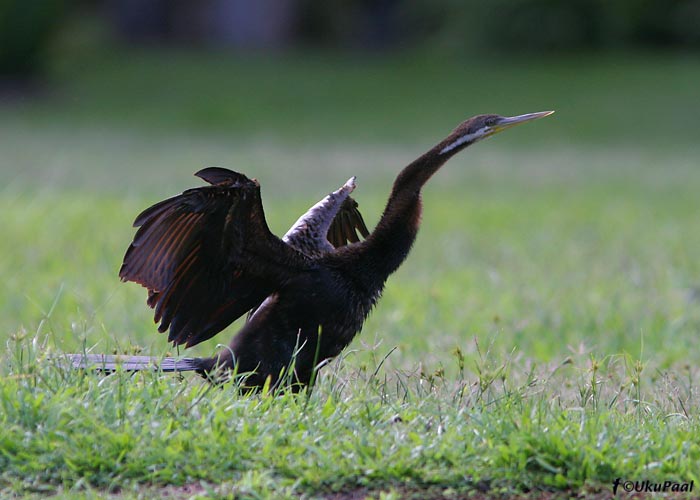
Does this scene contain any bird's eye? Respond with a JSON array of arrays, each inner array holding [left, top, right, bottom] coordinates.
[[484, 117, 496, 127]]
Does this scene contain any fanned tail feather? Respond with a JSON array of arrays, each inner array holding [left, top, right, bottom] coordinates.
[[66, 354, 203, 373]]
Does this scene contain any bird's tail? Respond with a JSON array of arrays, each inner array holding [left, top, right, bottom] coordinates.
[[65, 354, 204, 373]]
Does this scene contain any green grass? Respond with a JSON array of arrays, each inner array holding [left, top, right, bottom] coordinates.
[[2, 47, 700, 498]]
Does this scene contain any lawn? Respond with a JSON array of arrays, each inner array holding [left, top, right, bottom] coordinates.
[[2, 47, 700, 498]]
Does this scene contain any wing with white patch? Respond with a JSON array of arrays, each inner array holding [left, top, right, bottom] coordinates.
[[283, 177, 369, 257]]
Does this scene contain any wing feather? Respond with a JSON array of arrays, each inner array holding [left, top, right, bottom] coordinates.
[[120, 168, 311, 348], [327, 197, 370, 248]]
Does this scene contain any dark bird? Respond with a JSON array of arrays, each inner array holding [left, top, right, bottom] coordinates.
[[70, 111, 553, 389]]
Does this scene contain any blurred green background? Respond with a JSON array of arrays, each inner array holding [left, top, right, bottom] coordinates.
[[2, 1, 699, 372]]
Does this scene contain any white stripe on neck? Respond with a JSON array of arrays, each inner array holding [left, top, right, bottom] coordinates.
[[439, 130, 483, 155]]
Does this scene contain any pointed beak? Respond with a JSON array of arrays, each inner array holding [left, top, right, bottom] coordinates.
[[490, 110, 554, 135]]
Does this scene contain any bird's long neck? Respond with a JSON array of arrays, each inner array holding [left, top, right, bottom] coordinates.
[[356, 138, 464, 283]]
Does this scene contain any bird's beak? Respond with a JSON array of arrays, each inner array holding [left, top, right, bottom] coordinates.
[[490, 110, 555, 135], [439, 110, 555, 155]]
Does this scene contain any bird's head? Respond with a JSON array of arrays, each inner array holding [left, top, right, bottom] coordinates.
[[439, 111, 554, 156]]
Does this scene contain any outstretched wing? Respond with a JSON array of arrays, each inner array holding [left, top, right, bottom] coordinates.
[[327, 197, 369, 248], [119, 167, 311, 348], [283, 177, 370, 257]]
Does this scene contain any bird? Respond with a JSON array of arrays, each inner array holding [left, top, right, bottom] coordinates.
[[69, 111, 553, 390]]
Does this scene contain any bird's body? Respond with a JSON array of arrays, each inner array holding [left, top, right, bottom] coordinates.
[[70, 111, 553, 390]]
